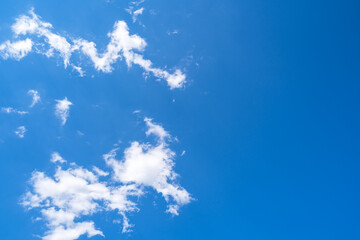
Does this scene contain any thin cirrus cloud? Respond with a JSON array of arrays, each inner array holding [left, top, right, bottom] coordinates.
[[126, 0, 145, 23], [28, 89, 41, 107], [1, 90, 40, 116], [126, 6, 145, 23], [15, 126, 26, 138], [55, 97, 72, 126], [0, 8, 186, 89], [1, 107, 28, 115], [21, 118, 192, 240]]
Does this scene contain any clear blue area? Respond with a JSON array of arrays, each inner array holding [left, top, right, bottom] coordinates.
[[1, 0, 360, 239]]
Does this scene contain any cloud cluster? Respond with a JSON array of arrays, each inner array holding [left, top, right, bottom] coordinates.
[[2, 90, 42, 139], [1, 89, 41, 117], [0, 9, 186, 89], [15, 126, 26, 138], [126, 0, 145, 23], [2, 91, 70, 127], [22, 118, 191, 240]]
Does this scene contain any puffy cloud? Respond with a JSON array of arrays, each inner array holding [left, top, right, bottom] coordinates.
[[55, 97, 72, 126], [50, 152, 66, 164], [15, 126, 26, 138], [1, 107, 28, 115], [42, 221, 103, 240], [28, 89, 41, 107], [11, 9, 73, 67], [1, 9, 186, 89], [22, 118, 191, 239], [104, 118, 192, 215], [73, 20, 147, 73], [22, 165, 141, 240], [0, 38, 33, 60], [22, 162, 143, 239]]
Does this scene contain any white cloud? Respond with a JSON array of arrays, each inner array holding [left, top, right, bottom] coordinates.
[[22, 163, 143, 239], [126, 6, 145, 23], [55, 97, 72, 126], [28, 89, 41, 107], [92, 166, 109, 177], [134, 7, 144, 16], [15, 126, 26, 138], [0, 38, 33, 60], [104, 117, 192, 215], [1, 107, 28, 115], [11, 9, 73, 67], [130, 0, 145, 6], [0, 9, 186, 89], [50, 152, 66, 164], [23, 118, 191, 239], [42, 220, 103, 240], [132, 109, 141, 114], [167, 30, 179, 35], [73, 20, 147, 73], [144, 117, 170, 141], [71, 65, 84, 77], [76, 130, 84, 136]]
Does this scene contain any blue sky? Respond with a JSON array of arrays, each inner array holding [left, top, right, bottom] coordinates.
[[1, 0, 360, 239]]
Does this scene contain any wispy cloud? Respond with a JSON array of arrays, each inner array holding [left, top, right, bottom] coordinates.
[[50, 152, 66, 164], [0, 38, 33, 60], [28, 89, 41, 107], [126, 6, 145, 23], [15, 126, 26, 138], [132, 109, 141, 114], [167, 29, 179, 35], [1, 107, 28, 115], [76, 130, 85, 136], [71, 65, 84, 77], [144, 117, 170, 142], [0, 9, 186, 89], [55, 97, 72, 126], [92, 166, 109, 177], [130, 0, 145, 6], [22, 118, 191, 239]]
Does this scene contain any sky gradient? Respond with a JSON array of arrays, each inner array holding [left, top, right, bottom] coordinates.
[[1, 0, 360, 239]]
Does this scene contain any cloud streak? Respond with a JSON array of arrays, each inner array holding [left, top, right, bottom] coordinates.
[[1, 107, 28, 115], [0, 9, 186, 89]]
